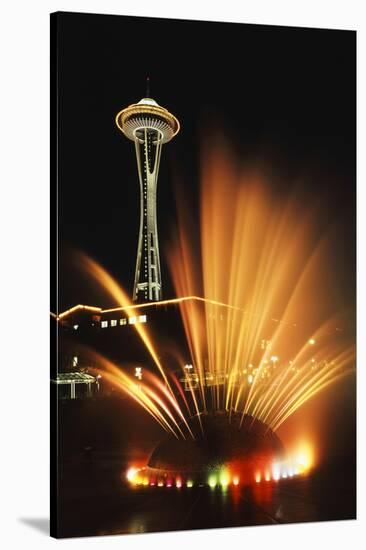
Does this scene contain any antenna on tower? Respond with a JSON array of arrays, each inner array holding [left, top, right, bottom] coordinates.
[[146, 76, 150, 98]]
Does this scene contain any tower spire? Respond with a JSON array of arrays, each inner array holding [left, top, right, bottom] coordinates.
[[146, 76, 150, 98]]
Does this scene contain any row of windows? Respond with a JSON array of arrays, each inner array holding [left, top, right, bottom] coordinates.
[[101, 315, 147, 328]]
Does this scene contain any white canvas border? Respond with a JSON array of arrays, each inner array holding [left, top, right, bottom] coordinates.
[[0, 1, 364, 549]]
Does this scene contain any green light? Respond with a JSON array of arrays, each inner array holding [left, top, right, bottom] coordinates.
[[186, 480, 193, 488]]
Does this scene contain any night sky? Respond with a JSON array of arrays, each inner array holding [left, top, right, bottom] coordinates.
[[55, 12, 356, 312]]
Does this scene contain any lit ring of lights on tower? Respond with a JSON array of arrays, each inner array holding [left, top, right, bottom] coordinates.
[[116, 99, 180, 144]]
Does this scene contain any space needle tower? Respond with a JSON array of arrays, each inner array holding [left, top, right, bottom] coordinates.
[[116, 80, 180, 302]]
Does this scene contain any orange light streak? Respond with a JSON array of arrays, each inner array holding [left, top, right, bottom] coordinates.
[[79, 254, 174, 394], [167, 135, 355, 431]]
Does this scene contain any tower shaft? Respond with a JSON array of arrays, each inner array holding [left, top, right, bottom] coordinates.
[[133, 128, 163, 301]]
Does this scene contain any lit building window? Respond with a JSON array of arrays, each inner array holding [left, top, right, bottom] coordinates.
[[73, 324, 79, 331], [111, 320, 117, 327], [139, 315, 147, 323], [101, 321, 108, 328], [135, 367, 142, 380], [120, 318, 127, 325], [129, 316, 137, 325], [72, 356, 78, 367]]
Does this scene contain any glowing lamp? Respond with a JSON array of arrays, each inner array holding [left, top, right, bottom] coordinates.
[[126, 467, 139, 483], [208, 475, 217, 488]]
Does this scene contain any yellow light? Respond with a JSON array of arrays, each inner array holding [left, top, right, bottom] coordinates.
[[208, 474, 217, 488], [219, 469, 230, 488], [126, 467, 139, 483], [308, 338, 316, 345], [255, 472, 261, 483], [233, 476, 240, 486], [294, 441, 314, 473], [186, 480, 193, 488]]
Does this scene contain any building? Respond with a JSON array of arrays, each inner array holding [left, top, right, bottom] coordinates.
[[53, 297, 295, 399]]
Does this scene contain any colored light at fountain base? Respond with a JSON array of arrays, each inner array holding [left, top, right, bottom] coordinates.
[[126, 446, 313, 490], [127, 473, 309, 488], [295, 442, 314, 472], [208, 475, 217, 488], [219, 470, 230, 489], [126, 467, 140, 482], [272, 463, 281, 481]]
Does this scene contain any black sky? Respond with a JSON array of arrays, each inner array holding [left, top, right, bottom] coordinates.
[[54, 12, 356, 312]]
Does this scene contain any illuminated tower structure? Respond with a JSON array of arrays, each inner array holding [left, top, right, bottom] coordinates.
[[116, 87, 180, 302]]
